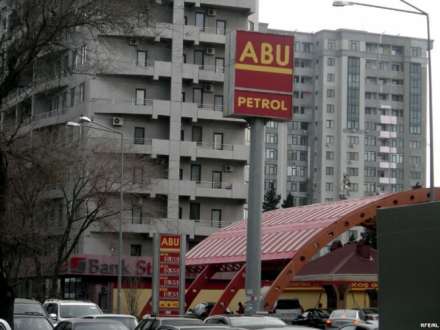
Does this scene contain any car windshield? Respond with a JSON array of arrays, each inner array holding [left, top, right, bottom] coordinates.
[[162, 319, 203, 326], [60, 305, 102, 318], [14, 303, 46, 315], [98, 317, 137, 329], [14, 317, 52, 330], [276, 300, 300, 309], [330, 310, 358, 319], [230, 317, 286, 327], [76, 323, 127, 330]]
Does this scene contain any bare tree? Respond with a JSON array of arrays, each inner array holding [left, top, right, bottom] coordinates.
[[0, 0, 155, 325]]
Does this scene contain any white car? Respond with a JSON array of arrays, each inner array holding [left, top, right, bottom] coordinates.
[[83, 314, 138, 330], [43, 299, 103, 324], [0, 319, 11, 330]]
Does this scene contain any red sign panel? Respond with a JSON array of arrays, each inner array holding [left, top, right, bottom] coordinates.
[[225, 31, 294, 121], [159, 234, 181, 316]]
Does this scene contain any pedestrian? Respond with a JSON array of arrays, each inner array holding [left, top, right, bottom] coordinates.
[[236, 301, 245, 314]]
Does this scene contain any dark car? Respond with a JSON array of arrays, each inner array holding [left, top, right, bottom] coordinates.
[[14, 298, 48, 317], [135, 317, 204, 330], [157, 326, 244, 330], [54, 319, 129, 330], [291, 309, 329, 329], [14, 313, 53, 330], [204, 315, 287, 329], [338, 324, 378, 330], [325, 309, 370, 329]]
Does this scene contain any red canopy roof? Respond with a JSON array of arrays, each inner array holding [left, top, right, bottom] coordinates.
[[187, 194, 388, 266]]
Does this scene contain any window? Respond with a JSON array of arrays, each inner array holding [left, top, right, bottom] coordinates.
[[347, 57, 360, 129], [265, 133, 277, 144], [366, 182, 377, 193], [365, 167, 376, 177], [79, 83, 85, 102], [132, 206, 142, 224], [325, 182, 334, 192], [327, 73, 335, 82], [327, 89, 335, 98], [137, 50, 147, 66], [211, 209, 222, 228], [410, 141, 421, 149], [326, 151, 335, 160], [266, 149, 277, 160], [195, 12, 205, 31], [265, 165, 277, 175], [347, 152, 359, 161], [327, 57, 336, 66], [193, 88, 203, 106], [365, 136, 376, 146], [351, 183, 359, 192], [347, 167, 359, 176], [134, 127, 145, 144], [365, 151, 376, 161], [325, 120, 334, 128], [392, 94, 403, 102], [214, 95, 223, 111], [327, 104, 335, 113], [328, 39, 336, 50], [215, 57, 224, 73], [50, 95, 58, 111], [410, 171, 421, 180], [130, 244, 142, 256], [391, 63, 402, 71], [350, 40, 360, 51], [326, 135, 335, 145], [216, 20, 226, 35], [135, 88, 146, 105], [192, 126, 202, 143], [191, 164, 201, 183], [411, 47, 422, 57], [248, 20, 254, 31], [326, 167, 334, 176], [212, 171, 222, 189], [266, 121, 278, 128], [348, 136, 359, 145], [410, 156, 421, 167], [194, 50, 204, 66], [213, 133, 223, 150], [69, 87, 75, 107], [133, 167, 143, 184], [189, 202, 200, 221], [80, 45, 87, 65]]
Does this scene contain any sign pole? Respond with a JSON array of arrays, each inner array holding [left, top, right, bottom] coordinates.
[[245, 117, 265, 315], [179, 234, 186, 315], [152, 233, 160, 316]]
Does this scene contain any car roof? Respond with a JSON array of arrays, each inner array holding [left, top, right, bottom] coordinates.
[[45, 300, 97, 305], [86, 314, 136, 319], [143, 317, 200, 320], [14, 298, 41, 304], [61, 319, 123, 324]]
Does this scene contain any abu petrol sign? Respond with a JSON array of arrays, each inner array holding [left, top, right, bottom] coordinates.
[[225, 31, 294, 121]]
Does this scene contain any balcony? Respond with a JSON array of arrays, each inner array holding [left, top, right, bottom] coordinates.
[[380, 115, 397, 125], [184, 0, 256, 13], [379, 131, 397, 139], [379, 161, 397, 169], [97, 59, 171, 79], [181, 102, 244, 123], [196, 142, 249, 161], [379, 177, 397, 184], [379, 146, 397, 154], [182, 63, 224, 83], [100, 22, 173, 41], [91, 98, 171, 118], [184, 25, 226, 45]]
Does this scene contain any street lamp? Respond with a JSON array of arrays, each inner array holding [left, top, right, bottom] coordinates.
[[67, 116, 125, 313], [333, 0, 435, 201]]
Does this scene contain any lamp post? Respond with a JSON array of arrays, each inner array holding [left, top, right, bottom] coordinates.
[[333, 0, 435, 201], [67, 116, 125, 313]]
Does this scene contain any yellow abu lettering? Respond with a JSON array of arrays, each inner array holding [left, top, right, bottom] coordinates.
[[276, 45, 290, 66], [239, 41, 258, 63], [238, 96, 246, 106], [260, 42, 274, 65]]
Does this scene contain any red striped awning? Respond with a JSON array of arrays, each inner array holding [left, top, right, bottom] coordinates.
[[186, 194, 388, 266]]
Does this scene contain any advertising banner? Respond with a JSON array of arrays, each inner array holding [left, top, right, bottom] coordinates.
[[225, 30, 294, 121], [159, 234, 181, 316]]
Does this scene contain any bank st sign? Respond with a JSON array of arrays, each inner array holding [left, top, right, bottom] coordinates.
[[225, 31, 294, 121]]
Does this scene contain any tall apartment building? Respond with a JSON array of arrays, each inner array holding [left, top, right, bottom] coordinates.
[[1, 0, 257, 305], [260, 26, 428, 207]]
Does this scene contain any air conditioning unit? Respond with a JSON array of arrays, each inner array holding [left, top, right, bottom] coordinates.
[[204, 84, 215, 93], [206, 47, 216, 55], [222, 165, 234, 173], [207, 9, 217, 17], [128, 38, 138, 46], [112, 117, 124, 127]]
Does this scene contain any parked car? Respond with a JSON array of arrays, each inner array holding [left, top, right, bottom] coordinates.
[[14, 313, 54, 330], [83, 314, 138, 330], [43, 300, 103, 324], [0, 319, 11, 330], [338, 324, 378, 330], [291, 308, 329, 329], [204, 315, 287, 329], [157, 326, 244, 330], [14, 298, 48, 317], [135, 317, 204, 330], [271, 299, 303, 323], [54, 319, 129, 330], [325, 309, 371, 329]]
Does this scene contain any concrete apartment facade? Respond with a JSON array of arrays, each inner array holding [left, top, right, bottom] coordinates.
[[260, 26, 427, 209], [1, 0, 257, 306]]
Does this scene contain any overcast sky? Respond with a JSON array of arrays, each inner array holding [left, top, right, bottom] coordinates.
[[259, 0, 439, 186]]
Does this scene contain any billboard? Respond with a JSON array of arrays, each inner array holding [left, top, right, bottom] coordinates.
[[225, 31, 294, 121], [159, 234, 181, 316]]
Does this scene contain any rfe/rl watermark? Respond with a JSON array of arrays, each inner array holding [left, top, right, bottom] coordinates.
[[420, 323, 439, 328]]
